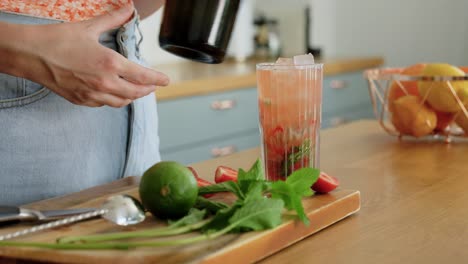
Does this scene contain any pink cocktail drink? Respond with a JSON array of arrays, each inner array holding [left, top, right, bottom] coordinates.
[[257, 60, 323, 181]]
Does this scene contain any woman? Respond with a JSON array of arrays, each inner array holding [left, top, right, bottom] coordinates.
[[0, 1, 168, 205]]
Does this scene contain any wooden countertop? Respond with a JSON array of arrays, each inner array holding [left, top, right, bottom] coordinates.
[[261, 120, 468, 263], [194, 120, 468, 263], [153, 56, 384, 101], [3, 119, 466, 263]]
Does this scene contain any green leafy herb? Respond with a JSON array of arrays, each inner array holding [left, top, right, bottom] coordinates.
[[198, 181, 244, 199], [3, 195, 286, 250], [285, 167, 320, 197], [168, 208, 207, 228], [228, 197, 283, 232], [2, 158, 322, 251], [194, 196, 229, 214], [270, 168, 320, 226], [270, 181, 308, 225], [237, 159, 264, 193], [201, 202, 242, 234], [243, 181, 265, 202], [58, 209, 208, 244]]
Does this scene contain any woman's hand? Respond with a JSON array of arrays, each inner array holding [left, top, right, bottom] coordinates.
[[0, 4, 169, 107]]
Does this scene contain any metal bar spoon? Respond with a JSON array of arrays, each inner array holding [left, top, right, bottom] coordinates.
[[0, 195, 146, 241]]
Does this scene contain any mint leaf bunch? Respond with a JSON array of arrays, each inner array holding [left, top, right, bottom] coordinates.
[[198, 159, 320, 226], [270, 168, 319, 225]]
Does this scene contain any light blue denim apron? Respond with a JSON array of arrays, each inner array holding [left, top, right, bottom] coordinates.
[[0, 10, 161, 205]]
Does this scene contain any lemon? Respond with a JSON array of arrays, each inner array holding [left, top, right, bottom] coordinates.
[[418, 63, 468, 113]]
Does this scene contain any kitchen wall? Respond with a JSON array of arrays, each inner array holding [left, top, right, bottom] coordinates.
[[333, 0, 468, 67], [139, 0, 468, 67], [251, 0, 309, 56], [252, 0, 335, 58], [139, 0, 324, 65]]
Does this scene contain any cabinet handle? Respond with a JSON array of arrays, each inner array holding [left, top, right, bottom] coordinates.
[[330, 80, 348, 89], [211, 145, 237, 157], [211, 99, 236, 110], [330, 117, 349, 127]]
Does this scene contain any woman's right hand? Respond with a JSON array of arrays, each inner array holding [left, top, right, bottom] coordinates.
[[0, 4, 169, 107]]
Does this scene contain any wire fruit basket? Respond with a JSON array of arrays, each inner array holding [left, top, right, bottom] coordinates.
[[364, 64, 468, 143]]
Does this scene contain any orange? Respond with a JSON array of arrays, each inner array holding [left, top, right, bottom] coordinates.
[[459, 66, 468, 73], [391, 95, 437, 137], [388, 63, 425, 112], [455, 112, 468, 135]]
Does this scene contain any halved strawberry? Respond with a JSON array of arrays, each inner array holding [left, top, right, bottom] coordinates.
[[187, 166, 214, 198], [214, 166, 238, 183], [195, 176, 214, 187], [187, 166, 200, 178], [311, 171, 339, 194]]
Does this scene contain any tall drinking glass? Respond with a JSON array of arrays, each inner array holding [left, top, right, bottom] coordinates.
[[256, 62, 323, 181]]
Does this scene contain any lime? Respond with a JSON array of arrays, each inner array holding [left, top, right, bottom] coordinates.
[[139, 161, 198, 219]]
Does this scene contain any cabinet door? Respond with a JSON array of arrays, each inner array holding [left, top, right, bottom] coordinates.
[[157, 88, 259, 152], [322, 72, 371, 116], [322, 104, 374, 128], [321, 71, 374, 128], [161, 131, 260, 164]]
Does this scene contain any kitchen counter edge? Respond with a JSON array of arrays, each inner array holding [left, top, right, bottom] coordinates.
[[153, 56, 384, 101]]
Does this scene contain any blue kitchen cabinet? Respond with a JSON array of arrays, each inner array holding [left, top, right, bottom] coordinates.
[[161, 131, 260, 165], [157, 88, 259, 152], [157, 71, 374, 164], [321, 71, 375, 128], [157, 87, 261, 164]]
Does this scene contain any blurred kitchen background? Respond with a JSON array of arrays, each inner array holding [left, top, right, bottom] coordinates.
[[143, 0, 468, 164], [140, 0, 468, 67]]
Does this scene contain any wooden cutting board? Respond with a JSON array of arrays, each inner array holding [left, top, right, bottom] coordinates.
[[0, 177, 360, 264]]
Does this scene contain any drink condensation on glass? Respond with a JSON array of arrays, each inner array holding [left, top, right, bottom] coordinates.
[[256, 56, 323, 181]]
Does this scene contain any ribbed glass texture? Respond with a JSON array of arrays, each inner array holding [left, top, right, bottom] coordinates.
[[256, 63, 323, 181]]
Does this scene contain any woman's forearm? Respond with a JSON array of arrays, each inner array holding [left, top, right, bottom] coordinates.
[[133, 0, 165, 20], [0, 22, 34, 78], [0, 5, 169, 107]]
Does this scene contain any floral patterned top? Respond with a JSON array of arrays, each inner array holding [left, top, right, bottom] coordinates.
[[0, 0, 131, 22]]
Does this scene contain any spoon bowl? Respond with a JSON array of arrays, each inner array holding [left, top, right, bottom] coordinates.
[[101, 195, 146, 226]]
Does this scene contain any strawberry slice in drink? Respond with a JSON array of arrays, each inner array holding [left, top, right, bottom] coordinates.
[[264, 125, 287, 161], [265, 159, 286, 181], [292, 156, 310, 171]]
